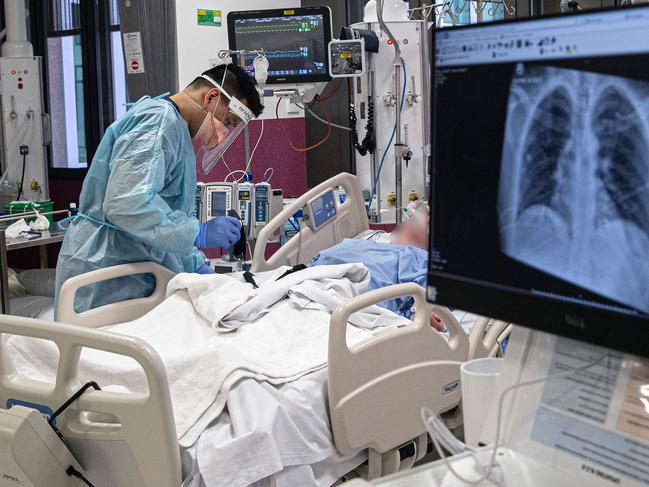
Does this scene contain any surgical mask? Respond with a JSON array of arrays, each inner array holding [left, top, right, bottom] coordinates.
[[185, 68, 254, 175], [184, 91, 230, 171]]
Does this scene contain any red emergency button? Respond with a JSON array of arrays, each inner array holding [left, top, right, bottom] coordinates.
[[387, 39, 393, 45], [10, 70, 16, 75]]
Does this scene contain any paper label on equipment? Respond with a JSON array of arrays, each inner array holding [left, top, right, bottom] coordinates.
[[123, 32, 145, 74]]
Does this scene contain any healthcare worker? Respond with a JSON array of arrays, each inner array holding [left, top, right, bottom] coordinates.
[[54, 63, 264, 314]]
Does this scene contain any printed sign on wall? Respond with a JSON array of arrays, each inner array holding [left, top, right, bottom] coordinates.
[[197, 9, 222, 27]]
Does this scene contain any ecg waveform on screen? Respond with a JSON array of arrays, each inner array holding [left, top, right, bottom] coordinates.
[[235, 19, 321, 36]]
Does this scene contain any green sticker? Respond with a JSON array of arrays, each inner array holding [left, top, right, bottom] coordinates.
[[197, 9, 222, 27]]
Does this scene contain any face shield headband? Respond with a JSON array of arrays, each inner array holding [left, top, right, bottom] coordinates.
[[199, 73, 255, 175]]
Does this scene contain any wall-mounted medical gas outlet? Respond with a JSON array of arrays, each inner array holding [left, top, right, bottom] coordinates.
[[0, 57, 49, 201]]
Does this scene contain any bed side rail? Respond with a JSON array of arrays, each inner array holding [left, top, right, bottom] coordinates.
[[0, 314, 180, 487], [328, 283, 469, 456], [57, 262, 175, 328], [251, 172, 369, 272], [468, 316, 513, 359]]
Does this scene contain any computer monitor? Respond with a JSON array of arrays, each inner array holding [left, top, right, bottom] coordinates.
[[428, 6, 649, 357], [227, 7, 332, 85]]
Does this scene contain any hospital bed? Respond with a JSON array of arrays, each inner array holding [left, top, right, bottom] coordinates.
[[0, 262, 469, 487]]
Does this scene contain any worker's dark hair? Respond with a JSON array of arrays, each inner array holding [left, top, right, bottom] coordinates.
[[188, 64, 264, 117]]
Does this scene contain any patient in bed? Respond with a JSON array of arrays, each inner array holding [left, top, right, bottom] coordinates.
[[308, 204, 445, 331]]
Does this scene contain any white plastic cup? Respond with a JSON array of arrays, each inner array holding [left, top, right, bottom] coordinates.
[[461, 357, 503, 448]]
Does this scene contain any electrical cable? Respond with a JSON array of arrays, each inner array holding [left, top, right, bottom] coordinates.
[[294, 97, 318, 111], [66, 466, 95, 487], [315, 78, 343, 101], [277, 98, 332, 152], [225, 169, 247, 182], [263, 167, 274, 182], [368, 59, 407, 212], [296, 218, 303, 265], [16, 151, 27, 201], [305, 106, 352, 132], [350, 100, 375, 154], [421, 351, 612, 485], [221, 155, 233, 175], [245, 118, 265, 175]]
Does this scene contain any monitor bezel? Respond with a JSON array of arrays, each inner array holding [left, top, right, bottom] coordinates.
[[427, 4, 649, 357], [227, 6, 333, 85]]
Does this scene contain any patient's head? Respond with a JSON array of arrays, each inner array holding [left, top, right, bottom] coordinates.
[[390, 205, 429, 249]]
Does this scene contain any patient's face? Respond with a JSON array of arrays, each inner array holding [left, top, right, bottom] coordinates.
[[391, 221, 428, 249]]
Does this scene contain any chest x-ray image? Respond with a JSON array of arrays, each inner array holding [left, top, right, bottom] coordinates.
[[499, 65, 649, 314]]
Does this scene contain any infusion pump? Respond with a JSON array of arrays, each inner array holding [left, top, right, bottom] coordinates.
[[196, 182, 282, 240]]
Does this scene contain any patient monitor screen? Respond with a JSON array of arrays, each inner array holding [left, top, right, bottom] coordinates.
[[228, 8, 331, 83], [429, 7, 649, 346]]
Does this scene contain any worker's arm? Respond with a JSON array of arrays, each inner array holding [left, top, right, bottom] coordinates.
[[103, 120, 199, 256]]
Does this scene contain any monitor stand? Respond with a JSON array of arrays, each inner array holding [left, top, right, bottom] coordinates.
[[343, 327, 649, 487]]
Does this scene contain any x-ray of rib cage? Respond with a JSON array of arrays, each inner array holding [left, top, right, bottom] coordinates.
[[499, 65, 649, 314]]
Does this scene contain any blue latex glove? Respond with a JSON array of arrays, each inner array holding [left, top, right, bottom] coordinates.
[[194, 216, 241, 249], [196, 264, 215, 275]]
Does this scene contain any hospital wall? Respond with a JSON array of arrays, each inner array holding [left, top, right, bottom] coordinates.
[[176, 0, 309, 197]]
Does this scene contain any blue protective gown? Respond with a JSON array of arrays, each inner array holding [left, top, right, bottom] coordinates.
[[54, 97, 204, 314], [308, 238, 428, 317]]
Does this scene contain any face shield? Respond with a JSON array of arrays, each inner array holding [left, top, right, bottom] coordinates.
[[198, 73, 255, 175]]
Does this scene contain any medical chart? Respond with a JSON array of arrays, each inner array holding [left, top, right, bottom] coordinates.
[[514, 336, 649, 486]]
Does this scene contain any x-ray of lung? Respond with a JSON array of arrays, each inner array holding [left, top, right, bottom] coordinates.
[[499, 65, 649, 313]]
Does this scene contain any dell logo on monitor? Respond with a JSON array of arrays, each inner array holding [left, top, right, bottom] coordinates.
[[565, 314, 586, 329]]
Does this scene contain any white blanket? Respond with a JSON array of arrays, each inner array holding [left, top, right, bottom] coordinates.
[[7, 263, 408, 448]]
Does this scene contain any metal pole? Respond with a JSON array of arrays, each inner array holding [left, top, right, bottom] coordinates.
[[394, 61, 403, 224], [0, 229, 10, 314], [419, 13, 432, 201], [0, 209, 69, 222], [376, 0, 404, 225], [368, 68, 381, 223], [239, 52, 252, 170]]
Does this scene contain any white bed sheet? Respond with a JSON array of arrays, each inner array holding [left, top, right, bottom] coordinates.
[[10, 295, 54, 321], [182, 369, 366, 487]]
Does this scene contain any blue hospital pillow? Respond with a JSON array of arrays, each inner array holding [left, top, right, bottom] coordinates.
[[308, 238, 428, 317]]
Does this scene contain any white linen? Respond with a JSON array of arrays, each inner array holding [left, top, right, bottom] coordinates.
[[191, 369, 366, 487], [6, 263, 402, 448], [10, 295, 54, 320]]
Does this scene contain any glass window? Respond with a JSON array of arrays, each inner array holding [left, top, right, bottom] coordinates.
[[47, 34, 87, 168], [50, 0, 81, 32], [45, 0, 128, 170], [111, 31, 127, 120]]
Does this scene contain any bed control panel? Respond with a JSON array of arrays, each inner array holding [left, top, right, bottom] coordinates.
[[305, 189, 337, 231]]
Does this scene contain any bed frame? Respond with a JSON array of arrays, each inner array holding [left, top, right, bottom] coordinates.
[[252, 172, 369, 272], [0, 315, 181, 487], [0, 265, 471, 486], [56, 262, 175, 328]]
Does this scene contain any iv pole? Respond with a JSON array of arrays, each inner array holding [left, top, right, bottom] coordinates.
[[376, 0, 407, 224]]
